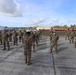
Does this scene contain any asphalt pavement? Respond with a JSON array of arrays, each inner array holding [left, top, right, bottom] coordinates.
[[0, 36, 76, 75]]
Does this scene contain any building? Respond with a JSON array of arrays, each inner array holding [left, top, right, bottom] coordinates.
[[0, 26, 14, 31], [52, 28, 76, 31], [36, 26, 51, 30]]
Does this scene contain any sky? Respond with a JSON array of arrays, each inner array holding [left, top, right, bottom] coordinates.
[[0, 0, 76, 27]]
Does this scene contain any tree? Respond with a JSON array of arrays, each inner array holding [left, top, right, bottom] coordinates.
[[70, 24, 76, 28], [52, 25, 62, 28], [63, 25, 68, 28]]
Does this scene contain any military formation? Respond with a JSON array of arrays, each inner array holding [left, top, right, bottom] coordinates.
[[0, 29, 42, 66], [65, 28, 76, 48], [0, 27, 76, 66]]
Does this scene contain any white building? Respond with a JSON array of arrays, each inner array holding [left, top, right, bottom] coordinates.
[[36, 26, 51, 30]]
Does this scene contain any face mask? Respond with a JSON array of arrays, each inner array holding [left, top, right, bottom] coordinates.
[[53, 32, 56, 35]]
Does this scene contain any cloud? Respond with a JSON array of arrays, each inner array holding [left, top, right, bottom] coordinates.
[[52, 18, 60, 23], [25, 17, 45, 26], [30, 18, 45, 25], [69, 19, 76, 23], [0, 0, 22, 17]]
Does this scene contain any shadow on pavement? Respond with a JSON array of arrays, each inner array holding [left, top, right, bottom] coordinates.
[[37, 43, 49, 50], [58, 46, 68, 52], [58, 43, 64, 46]]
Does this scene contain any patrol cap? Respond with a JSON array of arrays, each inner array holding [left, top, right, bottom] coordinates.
[[26, 30, 31, 34], [26, 30, 30, 32]]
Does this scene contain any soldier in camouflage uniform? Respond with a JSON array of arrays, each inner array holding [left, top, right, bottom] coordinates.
[[35, 31, 39, 46], [13, 30, 18, 45], [31, 31, 36, 53], [69, 28, 75, 44], [23, 30, 26, 36], [74, 32, 76, 48], [8, 30, 12, 42], [0, 31, 2, 45], [65, 28, 70, 40], [49, 29, 53, 43], [19, 30, 23, 42], [23, 31, 32, 65], [2, 30, 10, 50], [50, 31, 59, 54]]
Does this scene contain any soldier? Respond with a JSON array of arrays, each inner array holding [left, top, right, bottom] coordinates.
[[31, 31, 36, 53], [2, 30, 10, 50], [35, 31, 39, 46], [50, 31, 59, 54], [19, 30, 23, 42], [0, 31, 2, 45], [65, 28, 70, 40], [74, 32, 76, 48], [8, 30, 12, 42], [69, 28, 75, 44], [13, 30, 18, 45], [38, 30, 42, 41], [23, 30, 26, 36], [49, 28, 53, 42], [23, 30, 32, 65]]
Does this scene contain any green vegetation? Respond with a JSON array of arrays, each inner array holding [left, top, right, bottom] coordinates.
[[52, 24, 76, 28]]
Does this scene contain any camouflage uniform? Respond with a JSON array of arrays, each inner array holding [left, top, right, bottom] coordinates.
[[2, 31, 10, 50], [0, 31, 2, 45], [49, 31, 53, 43], [23, 31, 32, 65], [8, 31, 12, 42], [38, 30, 42, 41], [19, 31, 23, 42], [74, 32, 76, 48], [39, 30, 42, 40], [32, 32, 36, 53], [35, 31, 38, 46], [13, 31, 18, 45], [50, 32, 59, 54], [65, 29, 70, 40], [69, 29, 75, 44], [23, 30, 26, 36]]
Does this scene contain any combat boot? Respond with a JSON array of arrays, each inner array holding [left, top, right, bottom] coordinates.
[[3, 48, 6, 50], [50, 49, 52, 53], [25, 58, 27, 64], [56, 49, 58, 54], [7, 48, 10, 51]]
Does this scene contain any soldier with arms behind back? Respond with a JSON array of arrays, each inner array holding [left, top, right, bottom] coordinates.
[[23, 30, 32, 65], [2, 30, 10, 50]]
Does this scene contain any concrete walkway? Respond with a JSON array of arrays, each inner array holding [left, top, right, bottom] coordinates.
[[0, 36, 54, 75]]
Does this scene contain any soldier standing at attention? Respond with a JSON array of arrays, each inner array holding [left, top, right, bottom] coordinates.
[[23, 30, 26, 36], [13, 30, 18, 45], [65, 28, 70, 40], [49, 28, 53, 43], [50, 31, 59, 54], [8, 30, 12, 42], [19, 30, 23, 42], [2, 30, 10, 50], [74, 32, 76, 48], [23, 30, 32, 65], [35, 31, 39, 46], [0, 31, 2, 45], [32, 31, 36, 53], [69, 28, 75, 44]]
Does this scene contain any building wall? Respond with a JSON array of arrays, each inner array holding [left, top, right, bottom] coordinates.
[[36, 26, 51, 30], [52, 28, 76, 31]]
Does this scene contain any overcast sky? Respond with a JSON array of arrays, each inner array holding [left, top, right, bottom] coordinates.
[[0, 0, 76, 27]]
